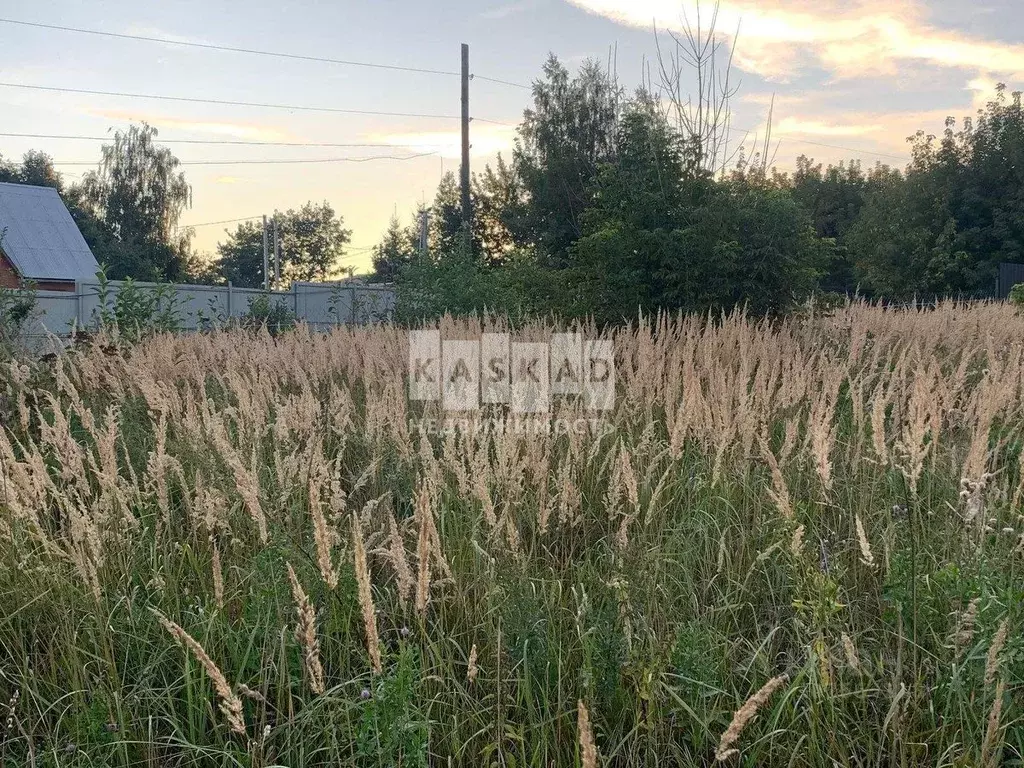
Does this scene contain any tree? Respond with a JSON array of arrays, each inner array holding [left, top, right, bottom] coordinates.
[[781, 156, 900, 293], [849, 85, 1024, 298], [213, 220, 266, 288], [571, 93, 826, 321], [79, 124, 193, 282], [472, 154, 527, 264], [19, 150, 64, 189], [569, 93, 688, 320], [429, 172, 470, 258], [278, 201, 351, 282], [655, 0, 741, 178], [514, 55, 622, 265], [212, 202, 351, 286], [371, 215, 415, 282]]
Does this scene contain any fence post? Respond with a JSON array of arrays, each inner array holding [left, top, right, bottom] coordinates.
[[350, 287, 357, 325], [76, 280, 84, 331], [226, 281, 233, 323]]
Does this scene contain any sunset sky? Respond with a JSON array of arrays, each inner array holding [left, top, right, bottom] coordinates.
[[2, 0, 1022, 273]]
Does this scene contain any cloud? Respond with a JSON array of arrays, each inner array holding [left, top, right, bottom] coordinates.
[[564, 0, 1024, 80], [967, 74, 1002, 110], [121, 24, 216, 48], [370, 124, 517, 159], [88, 109, 295, 141], [481, 1, 538, 20], [756, 105, 977, 165], [774, 117, 884, 137]]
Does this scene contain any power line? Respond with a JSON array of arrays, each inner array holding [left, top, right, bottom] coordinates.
[[0, 131, 420, 149], [0, 126, 905, 161], [49, 151, 438, 167], [471, 116, 517, 126], [731, 124, 909, 163], [175, 216, 261, 229], [0, 82, 459, 120], [472, 74, 531, 90], [773, 134, 907, 163], [0, 17, 460, 77]]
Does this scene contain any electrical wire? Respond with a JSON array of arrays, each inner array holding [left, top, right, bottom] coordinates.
[[772, 135, 907, 163], [0, 17, 460, 77], [174, 216, 262, 229], [0, 82, 459, 120], [0, 132, 416, 148], [49, 151, 437, 167], [472, 74, 531, 90]]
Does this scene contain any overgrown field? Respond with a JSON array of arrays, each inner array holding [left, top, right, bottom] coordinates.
[[1, 303, 1022, 767]]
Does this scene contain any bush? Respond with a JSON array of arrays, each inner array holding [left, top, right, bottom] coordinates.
[[0, 283, 38, 357], [91, 267, 188, 340], [1009, 282, 1024, 308], [241, 294, 296, 335]]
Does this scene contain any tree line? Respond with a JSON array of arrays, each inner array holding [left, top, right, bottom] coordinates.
[[4, 58, 1024, 318], [0, 124, 352, 287], [373, 56, 1024, 322]]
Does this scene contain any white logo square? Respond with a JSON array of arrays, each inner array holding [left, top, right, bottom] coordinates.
[[409, 330, 440, 401]]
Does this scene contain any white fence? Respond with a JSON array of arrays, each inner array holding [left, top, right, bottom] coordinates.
[[16, 278, 395, 352]]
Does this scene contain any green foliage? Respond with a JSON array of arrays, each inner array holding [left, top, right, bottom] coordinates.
[[90, 267, 187, 340], [211, 219, 267, 288], [391, 59, 1024, 318], [371, 215, 417, 283], [395, 248, 569, 323], [214, 202, 352, 287], [781, 156, 901, 293], [1010, 282, 1024, 308], [281, 201, 353, 283], [241, 293, 296, 335], [356, 645, 429, 766], [0, 283, 37, 357], [79, 124, 195, 282], [514, 55, 622, 265], [850, 86, 1024, 299]]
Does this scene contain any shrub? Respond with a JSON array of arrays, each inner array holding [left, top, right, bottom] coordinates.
[[241, 293, 296, 335]]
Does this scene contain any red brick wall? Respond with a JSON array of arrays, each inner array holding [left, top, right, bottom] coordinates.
[[0, 249, 76, 292], [0, 250, 20, 289]]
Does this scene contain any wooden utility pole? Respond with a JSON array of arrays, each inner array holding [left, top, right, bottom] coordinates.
[[273, 216, 281, 287], [418, 208, 430, 259], [460, 43, 472, 241], [262, 214, 269, 291]]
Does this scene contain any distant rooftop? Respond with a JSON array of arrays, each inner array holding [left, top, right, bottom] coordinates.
[[0, 182, 99, 282]]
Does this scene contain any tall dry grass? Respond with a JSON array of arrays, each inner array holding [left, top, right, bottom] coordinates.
[[0, 300, 1022, 766]]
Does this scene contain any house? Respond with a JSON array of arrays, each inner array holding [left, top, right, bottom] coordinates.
[[0, 182, 100, 292]]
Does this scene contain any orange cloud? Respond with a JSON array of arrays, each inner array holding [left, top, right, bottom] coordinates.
[[566, 0, 1024, 80], [370, 124, 516, 159], [775, 117, 884, 137]]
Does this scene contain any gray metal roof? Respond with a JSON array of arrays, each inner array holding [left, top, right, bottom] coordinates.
[[0, 182, 99, 282]]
